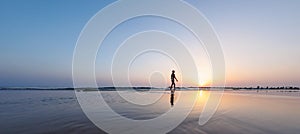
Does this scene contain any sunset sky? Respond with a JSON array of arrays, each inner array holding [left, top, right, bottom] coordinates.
[[0, 0, 299, 87]]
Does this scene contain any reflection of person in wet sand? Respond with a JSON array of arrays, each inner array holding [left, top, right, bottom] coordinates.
[[170, 93, 174, 106], [170, 70, 178, 93]]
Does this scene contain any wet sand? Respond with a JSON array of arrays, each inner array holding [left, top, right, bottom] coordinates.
[[172, 91, 300, 133], [1, 90, 300, 134]]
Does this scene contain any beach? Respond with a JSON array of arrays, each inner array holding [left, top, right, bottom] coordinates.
[[1, 89, 300, 134]]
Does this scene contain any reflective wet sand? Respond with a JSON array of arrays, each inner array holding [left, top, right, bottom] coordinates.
[[1, 90, 300, 133]]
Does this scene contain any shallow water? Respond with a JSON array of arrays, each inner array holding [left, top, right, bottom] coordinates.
[[0, 90, 103, 134], [1, 90, 300, 134], [172, 91, 300, 133]]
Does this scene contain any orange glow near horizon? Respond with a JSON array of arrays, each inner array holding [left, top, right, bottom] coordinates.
[[198, 80, 206, 87], [198, 79, 212, 87]]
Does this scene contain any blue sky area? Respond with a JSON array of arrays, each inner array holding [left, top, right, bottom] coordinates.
[[0, 0, 299, 87]]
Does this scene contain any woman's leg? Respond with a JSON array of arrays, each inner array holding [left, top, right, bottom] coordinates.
[[171, 83, 175, 90], [173, 83, 176, 91]]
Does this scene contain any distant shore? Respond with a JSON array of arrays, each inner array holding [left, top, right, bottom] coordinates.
[[0, 86, 299, 91]]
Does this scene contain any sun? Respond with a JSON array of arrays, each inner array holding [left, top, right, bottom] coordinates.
[[198, 79, 211, 87], [198, 80, 206, 87]]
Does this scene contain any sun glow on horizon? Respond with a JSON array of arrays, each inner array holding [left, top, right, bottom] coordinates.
[[198, 79, 212, 87], [199, 80, 206, 87]]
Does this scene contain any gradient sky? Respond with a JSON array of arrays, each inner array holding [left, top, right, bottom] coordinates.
[[0, 0, 299, 87]]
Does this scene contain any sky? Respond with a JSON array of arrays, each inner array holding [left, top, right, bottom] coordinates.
[[0, 0, 299, 87]]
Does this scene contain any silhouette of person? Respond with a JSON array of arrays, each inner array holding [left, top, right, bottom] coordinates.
[[170, 93, 174, 106], [170, 70, 178, 92]]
